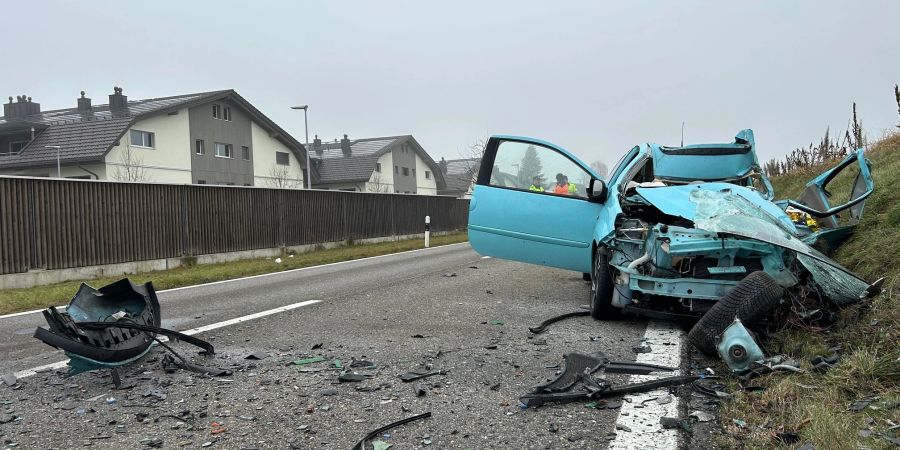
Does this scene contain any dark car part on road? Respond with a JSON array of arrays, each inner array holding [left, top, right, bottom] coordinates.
[[521, 351, 688, 407], [687, 271, 783, 356], [399, 367, 444, 382], [528, 310, 590, 334], [350, 411, 432, 450], [33, 278, 216, 382]]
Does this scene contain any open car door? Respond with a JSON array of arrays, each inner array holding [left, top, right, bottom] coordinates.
[[468, 136, 605, 273], [782, 149, 874, 250]]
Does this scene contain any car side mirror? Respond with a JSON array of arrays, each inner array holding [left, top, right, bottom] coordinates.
[[588, 178, 608, 202]]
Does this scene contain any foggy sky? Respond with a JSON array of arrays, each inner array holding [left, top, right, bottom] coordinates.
[[3, 1, 899, 168]]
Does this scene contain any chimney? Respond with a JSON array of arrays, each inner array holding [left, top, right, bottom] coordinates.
[[340, 134, 351, 157], [108, 86, 127, 110], [313, 134, 323, 156], [439, 157, 448, 174], [3, 95, 41, 119], [77, 91, 92, 112]]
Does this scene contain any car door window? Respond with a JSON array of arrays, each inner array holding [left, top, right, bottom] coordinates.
[[489, 141, 590, 198]]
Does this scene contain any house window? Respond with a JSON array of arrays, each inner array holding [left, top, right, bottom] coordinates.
[[425, 170, 431, 179], [275, 151, 290, 165], [197, 180, 207, 184], [195, 140, 205, 155], [4, 141, 27, 155], [215, 142, 233, 158], [394, 165, 398, 174], [224, 107, 232, 121], [212, 105, 220, 119], [412, 168, 416, 176], [242, 146, 250, 160], [130, 129, 154, 147], [402, 167, 409, 176], [375, 163, 381, 172]]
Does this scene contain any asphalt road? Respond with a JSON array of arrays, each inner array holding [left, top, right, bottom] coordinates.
[[0, 243, 666, 449]]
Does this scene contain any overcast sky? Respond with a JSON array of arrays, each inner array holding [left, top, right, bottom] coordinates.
[[3, 1, 899, 167]]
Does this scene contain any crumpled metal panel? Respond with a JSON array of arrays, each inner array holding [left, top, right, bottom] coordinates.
[[635, 184, 870, 305]]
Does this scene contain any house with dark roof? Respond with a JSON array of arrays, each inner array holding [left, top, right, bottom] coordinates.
[[310, 134, 445, 195], [436, 157, 480, 198], [0, 88, 309, 187]]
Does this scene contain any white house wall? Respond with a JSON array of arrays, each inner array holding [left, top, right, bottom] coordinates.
[[104, 108, 192, 183], [365, 152, 394, 193], [251, 121, 304, 188], [415, 154, 437, 195]]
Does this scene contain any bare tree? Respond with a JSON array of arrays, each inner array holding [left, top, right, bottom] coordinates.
[[112, 141, 149, 182], [367, 171, 392, 193], [266, 165, 301, 189], [459, 138, 487, 175]]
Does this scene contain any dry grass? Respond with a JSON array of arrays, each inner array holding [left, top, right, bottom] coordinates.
[[0, 232, 469, 315], [719, 133, 900, 449]]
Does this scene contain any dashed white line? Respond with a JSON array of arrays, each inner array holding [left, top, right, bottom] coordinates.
[[608, 320, 686, 450], [12, 299, 323, 379], [0, 242, 469, 320]]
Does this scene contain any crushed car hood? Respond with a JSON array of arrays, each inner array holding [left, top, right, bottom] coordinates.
[[634, 183, 870, 305]]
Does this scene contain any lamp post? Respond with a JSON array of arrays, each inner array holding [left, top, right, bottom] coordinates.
[[290, 105, 311, 189], [45, 145, 61, 178]]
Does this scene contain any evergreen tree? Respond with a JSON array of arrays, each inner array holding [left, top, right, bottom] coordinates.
[[517, 145, 544, 187]]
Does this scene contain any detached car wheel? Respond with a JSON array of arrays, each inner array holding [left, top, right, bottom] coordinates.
[[590, 250, 620, 320], [687, 271, 784, 356]]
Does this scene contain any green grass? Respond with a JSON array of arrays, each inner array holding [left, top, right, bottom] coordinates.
[[720, 133, 900, 449], [0, 232, 469, 315]]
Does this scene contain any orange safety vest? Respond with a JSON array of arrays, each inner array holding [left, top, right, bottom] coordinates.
[[554, 183, 571, 195]]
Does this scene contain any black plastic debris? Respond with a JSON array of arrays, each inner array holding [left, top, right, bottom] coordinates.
[[350, 359, 376, 369], [810, 352, 840, 373], [528, 311, 590, 334], [414, 383, 427, 397], [660, 417, 691, 432], [161, 354, 231, 377], [399, 367, 443, 382], [632, 344, 652, 354], [520, 351, 691, 407], [350, 412, 432, 450], [338, 373, 367, 383]]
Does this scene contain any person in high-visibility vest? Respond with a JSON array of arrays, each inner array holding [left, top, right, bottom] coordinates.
[[529, 175, 544, 192], [553, 173, 577, 195]]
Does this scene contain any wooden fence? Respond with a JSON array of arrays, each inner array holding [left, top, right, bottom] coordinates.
[[0, 177, 469, 275]]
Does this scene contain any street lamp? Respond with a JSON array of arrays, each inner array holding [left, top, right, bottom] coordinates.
[[45, 145, 61, 178], [290, 105, 311, 189]]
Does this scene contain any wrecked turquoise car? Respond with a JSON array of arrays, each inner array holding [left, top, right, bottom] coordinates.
[[468, 130, 880, 348]]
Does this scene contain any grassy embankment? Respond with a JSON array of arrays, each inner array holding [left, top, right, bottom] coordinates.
[[721, 133, 900, 449], [0, 232, 469, 316]]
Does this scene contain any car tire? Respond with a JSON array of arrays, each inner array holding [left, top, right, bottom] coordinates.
[[590, 250, 620, 320], [687, 271, 784, 357]]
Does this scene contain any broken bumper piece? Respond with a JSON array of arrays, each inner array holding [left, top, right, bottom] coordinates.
[[33, 278, 214, 376]]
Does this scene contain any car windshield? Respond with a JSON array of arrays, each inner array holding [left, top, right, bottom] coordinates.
[[608, 146, 640, 184]]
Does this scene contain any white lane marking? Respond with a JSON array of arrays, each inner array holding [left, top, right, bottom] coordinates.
[[12, 300, 322, 379], [0, 242, 470, 320], [608, 320, 685, 450]]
